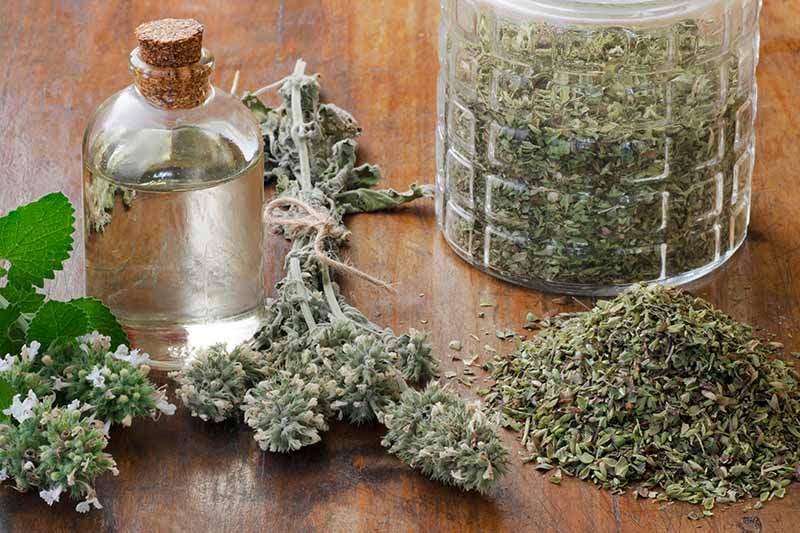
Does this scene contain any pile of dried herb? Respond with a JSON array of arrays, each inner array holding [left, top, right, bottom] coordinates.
[[172, 61, 509, 494], [439, 14, 756, 290], [485, 284, 799, 513]]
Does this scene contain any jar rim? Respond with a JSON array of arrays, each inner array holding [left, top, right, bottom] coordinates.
[[480, 0, 732, 24]]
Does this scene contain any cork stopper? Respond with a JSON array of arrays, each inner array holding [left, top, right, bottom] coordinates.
[[131, 19, 212, 109], [135, 19, 204, 67]]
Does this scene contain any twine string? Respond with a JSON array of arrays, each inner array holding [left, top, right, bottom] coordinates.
[[264, 197, 395, 292]]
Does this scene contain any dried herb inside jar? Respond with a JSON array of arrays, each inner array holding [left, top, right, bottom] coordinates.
[[440, 16, 755, 289]]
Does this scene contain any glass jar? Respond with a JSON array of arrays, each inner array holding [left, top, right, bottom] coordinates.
[[436, 0, 761, 295], [83, 20, 265, 370]]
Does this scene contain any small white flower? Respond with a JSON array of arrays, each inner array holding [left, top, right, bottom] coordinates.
[[20, 341, 40, 362], [128, 349, 150, 366], [86, 366, 106, 389], [0, 354, 16, 372], [51, 377, 69, 391], [77, 331, 111, 352], [101, 420, 112, 437], [39, 485, 63, 506], [3, 390, 39, 423], [77, 331, 102, 345], [112, 345, 151, 366], [113, 345, 129, 358], [76, 496, 103, 513], [156, 397, 176, 416], [0, 468, 7, 481], [66, 399, 82, 412]]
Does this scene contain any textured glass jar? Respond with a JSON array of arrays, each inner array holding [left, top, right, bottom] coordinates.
[[437, 0, 761, 295], [83, 23, 265, 370]]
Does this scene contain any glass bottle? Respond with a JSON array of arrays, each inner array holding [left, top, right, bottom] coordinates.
[[437, 0, 761, 295], [82, 19, 265, 370]]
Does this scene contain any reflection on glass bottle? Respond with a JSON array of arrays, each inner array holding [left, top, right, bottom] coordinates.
[[84, 177, 136, 233]]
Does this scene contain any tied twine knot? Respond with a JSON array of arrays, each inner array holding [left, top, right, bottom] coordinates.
[[264, 197, 395, 292]]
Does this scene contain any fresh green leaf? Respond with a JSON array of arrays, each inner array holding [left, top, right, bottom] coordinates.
[[0, 192, 75, 289], [26, 301, 88, 349], [0, 285, 45, 314], [337, 183, 434, 214], [0, 378, 13, 422], [0, 303, 22, 356], [68, 297, 129, 350]]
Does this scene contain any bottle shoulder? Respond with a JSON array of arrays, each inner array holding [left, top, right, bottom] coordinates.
[[83, 85, 263, 189]]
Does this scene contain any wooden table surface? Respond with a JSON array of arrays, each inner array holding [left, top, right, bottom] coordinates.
[[1, 1, 799, 531]]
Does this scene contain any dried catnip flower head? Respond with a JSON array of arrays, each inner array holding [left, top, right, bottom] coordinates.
[[171, 344, 265, 423], [315, 317, 358, 349], [0, 394, 117, 505], [382, 382, 510, 494], [387, 329, 438, 384], [242, 372, 331, 453], [330, 334, 402, 425]]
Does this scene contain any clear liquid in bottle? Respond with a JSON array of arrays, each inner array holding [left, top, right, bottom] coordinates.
[[84, 126, 264, 371]]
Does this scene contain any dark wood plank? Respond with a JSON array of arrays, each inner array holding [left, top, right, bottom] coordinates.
[[0, 0, 798, 531]]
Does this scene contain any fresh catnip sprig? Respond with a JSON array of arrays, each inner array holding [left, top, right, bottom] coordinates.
[[2, 334, 174, 427], [0, 193, 129, 363], [172, 60, 506, 494], [0, 333, 175, 512], [0, 190, 171, 514], [0, 392, 117, 513]]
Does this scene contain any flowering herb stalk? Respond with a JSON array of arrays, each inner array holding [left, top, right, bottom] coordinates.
[[0, 335, 175, 511]]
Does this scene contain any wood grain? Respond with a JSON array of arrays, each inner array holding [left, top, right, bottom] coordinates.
[[1, 0, 799, 531]]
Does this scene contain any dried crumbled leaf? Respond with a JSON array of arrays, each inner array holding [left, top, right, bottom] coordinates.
[[488, 284, 800, 512]]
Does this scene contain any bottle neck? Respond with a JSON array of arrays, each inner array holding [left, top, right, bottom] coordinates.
[[129, 47, 214, 110]]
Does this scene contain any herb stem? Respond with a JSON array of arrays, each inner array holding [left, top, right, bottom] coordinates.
[[321, 262, 346, 322], [251, 77, 290, 97], [229, 70, 240, 97], [288, 257, 316, 331], [290, 60, 313, 192]]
